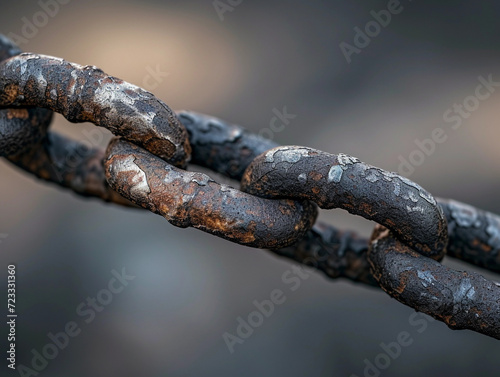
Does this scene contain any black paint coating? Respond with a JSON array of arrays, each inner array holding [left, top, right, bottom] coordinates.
[[0, 107, 52, 157], [369, 225, 500, 340], [0, 53, 191, 167], [175, 112, 500, 275], [1, 31, 499, 340], [241, 146, 448, 260], [439, 198, 500, 272], [273, 221, 377, 287], [105, 138, 318, 249], [0, 34, 130, 204], [178, 110, 278, 180], [7, 131, 133, 206], [0, 34, 52, 157]]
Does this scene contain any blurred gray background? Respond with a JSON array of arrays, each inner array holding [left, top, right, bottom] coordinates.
[[1, 0, 499, 376]]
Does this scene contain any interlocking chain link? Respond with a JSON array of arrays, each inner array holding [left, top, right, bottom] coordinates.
[[105, 138, 317, 249], [1, 35, 499, 339]]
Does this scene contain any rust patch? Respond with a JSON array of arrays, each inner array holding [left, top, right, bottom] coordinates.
[[309, 171, 322, 181], [0, 83, 19, 103], [6, 108, 29, 120]]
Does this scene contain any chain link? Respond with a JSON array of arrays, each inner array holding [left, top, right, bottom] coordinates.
[[1, 35, 499, 340]]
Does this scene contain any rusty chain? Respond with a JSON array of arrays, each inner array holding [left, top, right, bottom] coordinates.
[[1, 35, 499, 339]]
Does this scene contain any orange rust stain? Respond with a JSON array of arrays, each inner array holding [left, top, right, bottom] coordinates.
[[1, 84, 19, 103], [473, 239, 492, 252], [443, 316, 456, 327], [101, 77, 115, 84], [470, 307, 483, 317], [183, 185, 195, 196], [279, 204, 293, 215], [239, 221, 257, 244], [343, 203, 354, 211], [6, 109, 29, 120], [78, 111, 95, 122], [359, 202, 374, 216], [385, 218, 396, 228], [245, 208, 259, 216], [198, 213, 256, 244], [309, 171, 322, 181], [395, 270, 412, 294], [40, 170, 50, 180]]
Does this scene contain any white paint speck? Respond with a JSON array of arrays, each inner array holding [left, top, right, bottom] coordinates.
[[417, 270, 436, 287], [408, 191, 419, 203], [365, 171, 379, 183], [393, 182, 401, 196], [419, 190, 436, 205], [264, 146, 310, 167], [337, 153, 360, 168], [328, 165, 343, 183], [112, 155, 151, 199], [406, 205, 425, 213]]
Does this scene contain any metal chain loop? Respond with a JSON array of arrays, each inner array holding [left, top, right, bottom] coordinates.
[[241, 145, 448, 260], [369, 225, 500, 339], [0, 53, 191, 167], [1, 34, 499, 339], [439, 198, 500, 271], [104, 138, 317, 249]]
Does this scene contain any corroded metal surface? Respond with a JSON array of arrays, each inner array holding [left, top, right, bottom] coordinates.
[[104, 138, 317, 249], [0, 33, 52, 157], [178, 110, 279, 180], [182, 113, 500, 274], [369, 225, 500, 339], [0, 54, 191, 167], [241, 146, 448, 260], [7, 131, 132, 206], [1, 32, 500, 340], [0, 107, 52, 157], [273, 221, 376, 287], [439, 198, 500, 272], [0, 35, 133, 205]]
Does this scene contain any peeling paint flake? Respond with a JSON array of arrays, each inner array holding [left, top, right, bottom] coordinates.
[[327, 165, 343, 183], [406, 205, 424, 213], [112, 155, 151, 199], [364, 170, 379, 183], [393, 182, 401, 196], [485, 214, 500, 248], [337, 153, 360, 168], [449, 200, 479, 227], [418, 189, 436, 205], [417, 270, 436, 287]]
